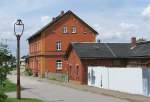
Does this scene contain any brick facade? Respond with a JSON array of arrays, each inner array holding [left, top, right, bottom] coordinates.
[[28, 11, 97, 77]]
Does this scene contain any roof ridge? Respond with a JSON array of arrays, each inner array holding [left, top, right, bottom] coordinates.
[[27, 10, 98, 40], [104, 43, 117, 57]]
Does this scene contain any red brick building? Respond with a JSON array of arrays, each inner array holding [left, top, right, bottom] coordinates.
[[27, 10, 98, 77]]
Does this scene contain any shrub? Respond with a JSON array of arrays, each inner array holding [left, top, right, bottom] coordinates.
[[61, 74, 67, 81], [0, 66, 11, 88], [0, 91, 7, 102], [24, 68, 33, 76], [49, 77, 57, 81]]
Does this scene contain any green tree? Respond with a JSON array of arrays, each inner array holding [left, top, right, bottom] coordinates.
[[0, 42, 15, 87], [0, 42, 14, 101]]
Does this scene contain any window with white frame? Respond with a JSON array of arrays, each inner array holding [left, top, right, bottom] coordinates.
[[56, 41, 61, 51], [72, 26, 77, 33], [56, 60, 62, 69], [63, 26, 67, 33]]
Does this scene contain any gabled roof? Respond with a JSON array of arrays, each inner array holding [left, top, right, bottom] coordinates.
[[27, 10, 98, 40], [132, 41, 150, 57], [68, 41, 150, 59]]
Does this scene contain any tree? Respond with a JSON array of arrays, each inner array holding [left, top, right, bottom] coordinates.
[[0, 42, 15, 87], [0, 42, 14, 101]]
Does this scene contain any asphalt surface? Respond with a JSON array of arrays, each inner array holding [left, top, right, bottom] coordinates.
[[7, 75, 130, 102]]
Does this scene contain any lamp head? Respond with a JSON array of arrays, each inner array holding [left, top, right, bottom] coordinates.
[[14, 19, 24, 36]]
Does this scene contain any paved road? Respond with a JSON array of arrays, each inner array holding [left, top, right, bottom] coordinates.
[[7, 75, 129, 102]]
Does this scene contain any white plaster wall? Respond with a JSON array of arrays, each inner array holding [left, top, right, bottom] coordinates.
[[88, 66, 109, 89], [88, 66, 143, 95]]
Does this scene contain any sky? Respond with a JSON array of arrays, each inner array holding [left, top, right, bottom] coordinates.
[[0, 0, 150, 56]]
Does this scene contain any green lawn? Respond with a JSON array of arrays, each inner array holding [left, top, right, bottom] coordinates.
[[0, 80, 16, 92], [0, 80, 44, 102], [7, 98, 43, 102]]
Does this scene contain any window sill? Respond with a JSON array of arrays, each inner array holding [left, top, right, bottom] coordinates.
[[72, 32, 77, 34], [56, 68, 62, 70], [56, 50, 62, 52], [63, 32, 68, 34]]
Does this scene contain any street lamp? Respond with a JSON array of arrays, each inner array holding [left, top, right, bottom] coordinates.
[[14, 19, 24, 99]]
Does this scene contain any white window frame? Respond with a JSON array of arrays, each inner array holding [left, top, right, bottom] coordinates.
[[56, 41, 61, 51], [63, 26, 67, 33], [56, 60, 62, 69], [72, 26, 77, 33]]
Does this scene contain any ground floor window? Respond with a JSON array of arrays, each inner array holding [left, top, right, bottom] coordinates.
[[76, 65, 79, 76], [68, 65, 72, 79], [56, 60, 62, 69], [76, 65, 79, 80]]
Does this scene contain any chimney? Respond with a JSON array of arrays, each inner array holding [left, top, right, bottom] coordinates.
[[131, 37, 136, 48], [52, 17, 55, 21], [60, 10, 64, 16]]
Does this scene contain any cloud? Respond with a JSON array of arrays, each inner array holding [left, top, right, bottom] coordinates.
[[142, 4, 150, 17], [41, 16, 51, 25], [120, 22, 138, 30], [95, 22, 139, 42]]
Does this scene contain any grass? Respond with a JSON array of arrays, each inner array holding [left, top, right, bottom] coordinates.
[[0, 80, 44, 102], [0, 80, 16, 92], [7, 98, 43, 102]]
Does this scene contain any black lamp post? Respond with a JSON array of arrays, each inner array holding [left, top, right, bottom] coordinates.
[[14, 19, 24, 99]]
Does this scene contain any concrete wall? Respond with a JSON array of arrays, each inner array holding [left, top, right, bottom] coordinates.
[[88, 66, 149, 96]]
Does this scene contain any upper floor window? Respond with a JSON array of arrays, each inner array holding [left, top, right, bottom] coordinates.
[[35, 43, 37, 52], [56, 41, 61, 51], [56, 60, 62, 69], [72, 26, 77, 33], [63, 26, 67, 33]]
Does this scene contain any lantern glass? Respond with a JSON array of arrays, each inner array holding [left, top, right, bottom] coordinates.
[[14, 19, 24, 36]]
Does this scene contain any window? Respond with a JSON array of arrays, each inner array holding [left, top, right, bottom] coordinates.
[[63, 26, 67, 33], [35, 43, 37, 52], [72, 26, 77, 33], [69, 65, 72, 78], [56, 41, 61, 51], [76, 65, 79, 76], [56, 60, 62, 69], [29, 46, 31, 53], [37, 42, 40, 52]]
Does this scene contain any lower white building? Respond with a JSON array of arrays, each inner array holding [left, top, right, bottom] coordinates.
[[88, 66, 150, 96]]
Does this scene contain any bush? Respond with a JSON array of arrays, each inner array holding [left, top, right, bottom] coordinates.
[[24, 68, 33, 76], [50, 77, 56, 81], [61, 74, 67, 81], [0, 66, 11, 88], [0, 91, 7, 102]]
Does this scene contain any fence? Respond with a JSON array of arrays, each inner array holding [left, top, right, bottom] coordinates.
[[45, 72, 68, 82]]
